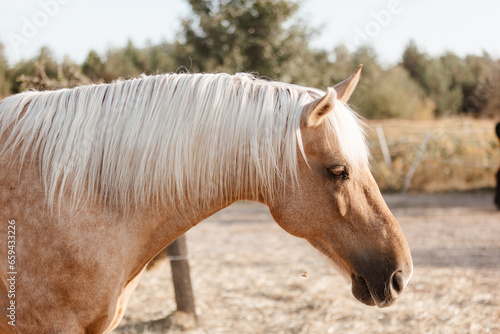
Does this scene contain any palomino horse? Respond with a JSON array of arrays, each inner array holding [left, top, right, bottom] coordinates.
[[0, 66, 412, 333]]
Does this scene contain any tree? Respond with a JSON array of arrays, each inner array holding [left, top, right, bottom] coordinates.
[[421, 58, 463, 116], [172, 0, 323, 83], [401, 42, 464, 117], [101, 40, 148, 80], [353, 64, 434, 119], [402, 40, 426, 82], [467, 56, 500, 118], [142, 41, 178, 74], [82, 50, 106, 82], [8, 46, 57, 93], [9, 47, 90, 92]]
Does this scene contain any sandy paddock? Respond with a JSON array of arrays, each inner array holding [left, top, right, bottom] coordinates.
[[114, 191, 500, 334]]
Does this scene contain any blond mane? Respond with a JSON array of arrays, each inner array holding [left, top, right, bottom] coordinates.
[[0, 73, 368, 212]]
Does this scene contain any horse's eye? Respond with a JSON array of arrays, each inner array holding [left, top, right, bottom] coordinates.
[[328, 166, 348, 180]]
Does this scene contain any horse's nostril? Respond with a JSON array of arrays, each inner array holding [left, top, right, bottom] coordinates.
[[391, 270, 404, 295]]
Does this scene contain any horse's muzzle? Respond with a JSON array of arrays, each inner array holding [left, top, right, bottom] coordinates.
[[351, 267, 411, 308]]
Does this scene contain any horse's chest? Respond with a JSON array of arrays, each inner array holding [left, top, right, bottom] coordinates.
[[102, 267, 145, 333]]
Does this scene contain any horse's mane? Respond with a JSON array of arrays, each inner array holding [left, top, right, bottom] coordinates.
[[0, 73, 368, 212]]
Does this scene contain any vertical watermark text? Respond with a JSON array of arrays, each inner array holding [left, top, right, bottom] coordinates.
[[6, 219, 17, 327]]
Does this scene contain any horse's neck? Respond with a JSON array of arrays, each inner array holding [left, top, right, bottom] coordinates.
[[132, 195, 237, 265], [133, 177, 270, 268]]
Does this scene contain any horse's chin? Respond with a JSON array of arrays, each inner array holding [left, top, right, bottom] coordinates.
[[351, 275, 376, 307]]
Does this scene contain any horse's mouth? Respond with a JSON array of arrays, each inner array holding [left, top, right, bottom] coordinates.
[[351, 274, 398, 308], [351, 275, 376, 306]]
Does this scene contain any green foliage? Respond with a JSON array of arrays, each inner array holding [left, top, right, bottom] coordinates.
[[82, 50, 106, 82], [174, 0, 320, 82], [462, 54, 500, 118], [102, 40, 148, 80], [8, 47, 91, 92], [83, 41, 178, 82], [402, 41, 500, 118], [402, 40, 426, 81], [328, 46, 432, 119], [8, 46, 58, 92], [422, 58, 463, 116], [402, 42, 463, 116], [352, 65, 433, 119]]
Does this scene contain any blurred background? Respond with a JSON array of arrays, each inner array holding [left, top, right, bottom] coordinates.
[[1, 0, 499, 333]]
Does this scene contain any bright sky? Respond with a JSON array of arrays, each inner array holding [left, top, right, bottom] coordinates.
[[1, 0, 499, 66]]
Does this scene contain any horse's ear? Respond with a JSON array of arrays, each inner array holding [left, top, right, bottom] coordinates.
[[333, 64, 363, 103], [306, 87, 337, 127]]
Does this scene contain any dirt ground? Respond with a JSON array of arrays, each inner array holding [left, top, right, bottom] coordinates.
[[114, 191, 500, 334]]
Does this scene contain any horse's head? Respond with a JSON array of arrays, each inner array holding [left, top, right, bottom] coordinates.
[[267, 66, 412, 307]]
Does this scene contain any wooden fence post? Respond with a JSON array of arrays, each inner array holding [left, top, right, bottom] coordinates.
[[401, 132, 431, 193], [167, 235, 196, 317], [376, 125, 392, 167]]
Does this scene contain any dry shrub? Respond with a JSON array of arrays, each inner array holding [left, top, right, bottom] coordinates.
[[367, 118, 500, 192]]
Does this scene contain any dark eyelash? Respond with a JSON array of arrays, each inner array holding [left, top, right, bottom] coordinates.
[[327, 167, 349, 180]]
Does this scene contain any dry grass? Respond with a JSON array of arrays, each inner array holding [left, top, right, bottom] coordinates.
[[366, 118, 500, 192], [114, 191, 500, 334]]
